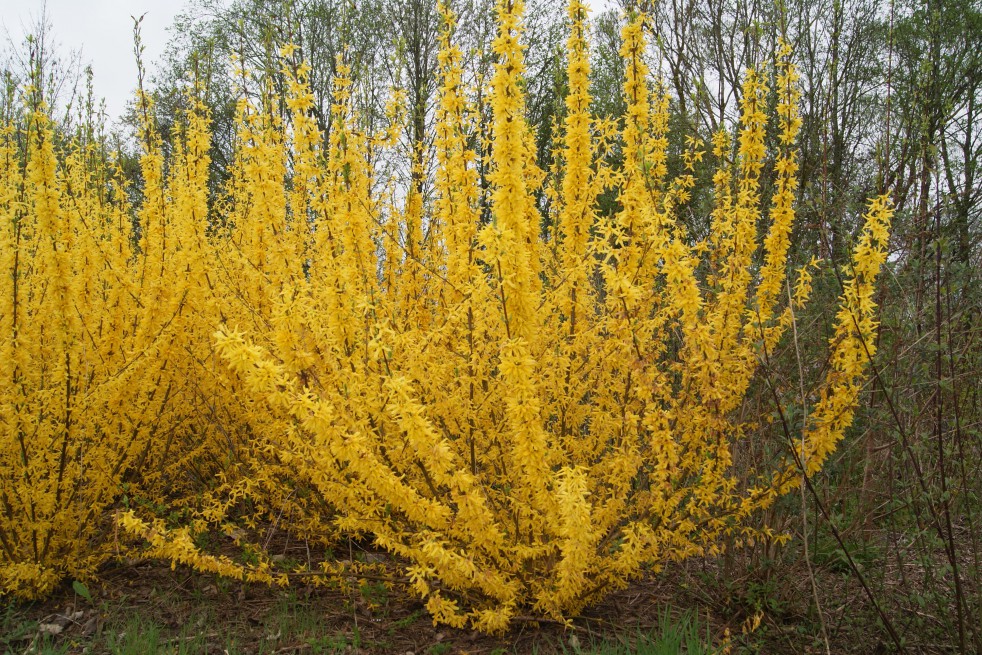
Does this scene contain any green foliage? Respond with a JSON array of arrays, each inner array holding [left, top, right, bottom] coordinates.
[[72, 580, 94, 604], [106, 616, 165, 655], [568, 609, 714, 655]]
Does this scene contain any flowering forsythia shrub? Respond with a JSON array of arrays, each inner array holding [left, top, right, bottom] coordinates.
[[0, 0, 891, 631], [0, 103, 213, 596]]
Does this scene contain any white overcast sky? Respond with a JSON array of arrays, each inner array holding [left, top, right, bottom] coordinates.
[[2, 0, 616, 124], [1, 1, 188, 122]]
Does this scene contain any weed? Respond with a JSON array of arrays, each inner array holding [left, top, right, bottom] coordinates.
[[391, 609, 426, 630], [568, 608, 714, 655], [359, 580, 389, 611], [106, 615, 165, 655], [0, 605, 37, 651]]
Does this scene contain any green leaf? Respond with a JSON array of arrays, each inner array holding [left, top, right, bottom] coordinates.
[[72, 580, 93, 603]]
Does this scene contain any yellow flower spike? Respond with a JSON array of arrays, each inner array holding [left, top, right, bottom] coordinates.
[[484, 0, 543, 343], [556, 0, 597, 334], [797, 196, 892, 476]]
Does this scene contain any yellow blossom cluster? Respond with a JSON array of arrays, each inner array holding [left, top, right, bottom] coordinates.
[[0, 100, 224, 596]]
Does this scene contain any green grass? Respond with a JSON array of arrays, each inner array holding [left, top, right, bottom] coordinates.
[[572, 608, 715, 655], [0, 605, 70, 655]]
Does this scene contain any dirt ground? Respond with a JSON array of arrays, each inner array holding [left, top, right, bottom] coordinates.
[[3, 537, 911, 655]]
